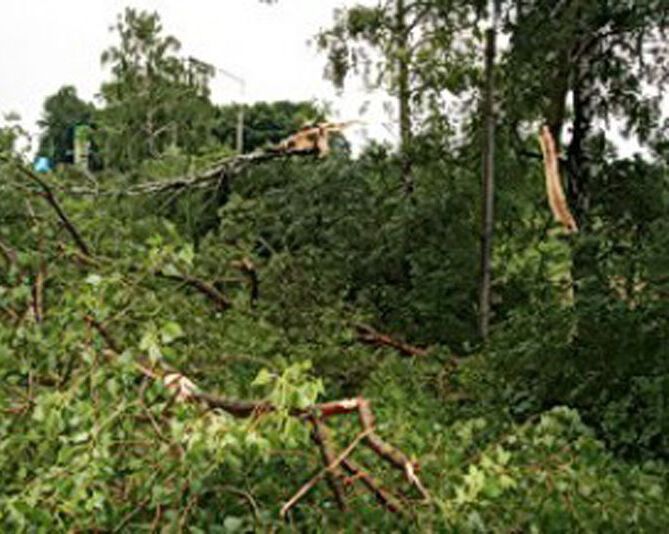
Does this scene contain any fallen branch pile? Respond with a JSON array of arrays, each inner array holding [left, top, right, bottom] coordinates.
[[85, 316, 430, 517], [2, 152, 431, 518]]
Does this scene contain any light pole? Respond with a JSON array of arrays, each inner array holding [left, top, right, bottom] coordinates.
[[215, 66, 246, 154]]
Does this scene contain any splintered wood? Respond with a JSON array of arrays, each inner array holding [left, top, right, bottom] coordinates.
[[538, 126, 578, 233], [268, 121, 360, 158]]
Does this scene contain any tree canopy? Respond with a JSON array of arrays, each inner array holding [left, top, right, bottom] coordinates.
[[96, 8, 217, 169]]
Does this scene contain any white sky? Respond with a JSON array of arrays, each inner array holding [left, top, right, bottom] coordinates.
[[0, 1, 658, 158], [0, 0, 392, 154]]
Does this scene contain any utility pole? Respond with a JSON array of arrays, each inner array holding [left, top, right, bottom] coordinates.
[[479, 2, 497, 341]]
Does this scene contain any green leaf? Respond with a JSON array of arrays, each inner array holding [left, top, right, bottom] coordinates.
[[85, 274, 103, 286], [223, 516, 244, 532], [252, 368, 274, 387], [160, 321, 184, 344]]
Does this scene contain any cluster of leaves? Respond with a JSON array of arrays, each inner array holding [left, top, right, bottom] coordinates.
[[438, 407, 668, 531]]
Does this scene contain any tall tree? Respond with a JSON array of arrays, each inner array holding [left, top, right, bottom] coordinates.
[[479, 4, 498, 340], [317, 1, 479, 194], [97, 8, 217, 169]]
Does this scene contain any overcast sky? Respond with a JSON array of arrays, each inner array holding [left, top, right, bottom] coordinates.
[[0, 0, 391, 154], [0, 1, 658, 158]]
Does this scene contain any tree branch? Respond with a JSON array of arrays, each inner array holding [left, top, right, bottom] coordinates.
[[280, 428, 371, 517], [1, 155, 91, 256], [341, 458, 404, 513], [156, 270, 232, 312], [310, 417, 348, 511], [64, 149, 320, 197], [353, 322, 429, 357]]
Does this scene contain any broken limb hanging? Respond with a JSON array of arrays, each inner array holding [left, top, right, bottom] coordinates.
[[85, 315, 429, 517], [538, 126, 579, 233]]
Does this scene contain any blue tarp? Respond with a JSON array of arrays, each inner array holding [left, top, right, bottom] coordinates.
[[34, 156, 51, 173]]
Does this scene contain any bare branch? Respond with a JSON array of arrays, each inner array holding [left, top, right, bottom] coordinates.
[[341, 458, 404, 513], [310, 418, 348, 511]]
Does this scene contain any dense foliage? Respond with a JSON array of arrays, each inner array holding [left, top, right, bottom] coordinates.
[[2, 3, 668, 532]]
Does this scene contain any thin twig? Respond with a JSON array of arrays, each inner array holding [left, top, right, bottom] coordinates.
[[219, 485, 260, 520], [32, 261, 46, 323], [0, 237, 17, 266]]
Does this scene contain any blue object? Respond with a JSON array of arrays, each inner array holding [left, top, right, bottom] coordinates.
[[34, 156, 51, 173]]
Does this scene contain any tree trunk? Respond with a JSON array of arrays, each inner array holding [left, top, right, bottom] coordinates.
[[396, 0, 413, 195], [545, 51, 571, 145], [565, 42, 602, 314], [479, 26, 496, 340], [566, 53, 597, 229]]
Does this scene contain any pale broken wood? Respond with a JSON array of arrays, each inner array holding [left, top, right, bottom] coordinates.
[[538, 126, 578, 233]]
